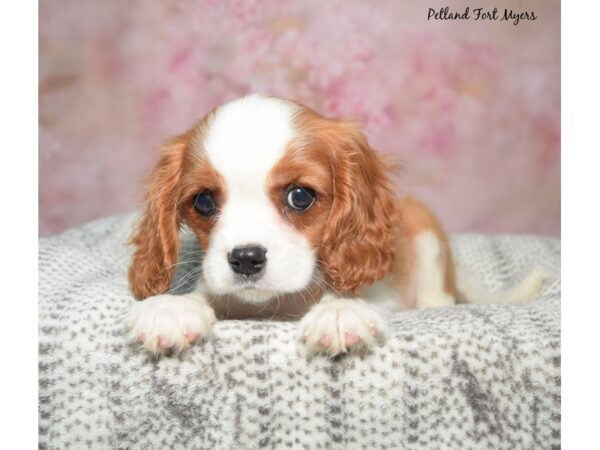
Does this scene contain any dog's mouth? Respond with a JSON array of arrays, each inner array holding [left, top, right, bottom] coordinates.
[[228, 275, 267, 298], [235, 280, 259, 289], [205, 266, 313, 304], [232, 279, 263, 293], [232, 286, 277, 303]]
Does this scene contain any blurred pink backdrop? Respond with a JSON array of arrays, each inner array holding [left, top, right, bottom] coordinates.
[[39, 0, 560, 237]]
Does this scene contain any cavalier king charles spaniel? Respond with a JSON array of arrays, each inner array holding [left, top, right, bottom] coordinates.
[[126, 94, 544, 356]]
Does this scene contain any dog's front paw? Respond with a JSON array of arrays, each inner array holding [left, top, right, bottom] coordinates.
[[298, 297, 386, 356], [126, 293, 216, 355]]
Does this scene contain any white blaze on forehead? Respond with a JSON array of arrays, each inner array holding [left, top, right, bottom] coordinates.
[[202, 94, 298, 193]]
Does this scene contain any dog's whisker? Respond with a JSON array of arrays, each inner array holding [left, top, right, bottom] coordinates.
[[168, 266, 205, 293]]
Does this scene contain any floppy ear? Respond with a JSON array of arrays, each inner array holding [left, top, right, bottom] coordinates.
[[320, 121, 399, 295], [128, 135, 189, 300]]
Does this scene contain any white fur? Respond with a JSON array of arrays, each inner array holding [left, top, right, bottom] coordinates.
[[298, 294, 387, 356], [456, 266, 545, 304], [413, 231, 456, 309], [202, 95, 298, 180], [126, 292, 216, 354], [199, 95, 316, 303], [360, 278, 408, 313]]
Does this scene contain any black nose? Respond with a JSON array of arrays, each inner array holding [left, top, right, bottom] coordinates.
[[228, 246, 267, 277]]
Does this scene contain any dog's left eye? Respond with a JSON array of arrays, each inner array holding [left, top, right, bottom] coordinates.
[[193, 191, 216, 216], [286, 186, 316, 211]]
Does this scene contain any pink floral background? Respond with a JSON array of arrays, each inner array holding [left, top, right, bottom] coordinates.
[[39, 0, 560, 237]]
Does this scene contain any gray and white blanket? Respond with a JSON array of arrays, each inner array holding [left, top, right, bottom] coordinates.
[[39, 213, 560, 449]]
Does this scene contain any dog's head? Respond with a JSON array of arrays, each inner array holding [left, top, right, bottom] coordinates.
[[129, 95, 399, 302]]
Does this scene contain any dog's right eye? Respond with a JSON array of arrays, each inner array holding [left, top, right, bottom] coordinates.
[[193, 191, 216, 216]]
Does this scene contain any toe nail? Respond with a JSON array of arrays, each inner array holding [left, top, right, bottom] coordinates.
[[369, 324, 378, 336], [138, 333, 146, 343]]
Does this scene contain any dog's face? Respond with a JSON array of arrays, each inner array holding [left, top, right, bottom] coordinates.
[[129, 95, 399, 303]]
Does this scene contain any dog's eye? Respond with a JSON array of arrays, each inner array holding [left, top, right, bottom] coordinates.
[[286, 186, 316, 211], [193, 191, 216, 216]]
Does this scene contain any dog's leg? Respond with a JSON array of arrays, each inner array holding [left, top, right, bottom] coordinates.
[[126, 291, 216, 355], [392, 197, 457, 309], [412, 230, 456, 309]]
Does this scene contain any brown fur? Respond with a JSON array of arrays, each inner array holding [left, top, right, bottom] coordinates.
[[272, 108, 401, 294], [128, 134, 189, 300], [392, 196, 456, 305], [128, 115, 225, 300]]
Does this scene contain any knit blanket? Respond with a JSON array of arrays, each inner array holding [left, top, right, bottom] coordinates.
[[39, 213, 561, 449]]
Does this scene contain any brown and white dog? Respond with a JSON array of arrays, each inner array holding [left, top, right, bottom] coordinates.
[[126, 94, 543, 356]]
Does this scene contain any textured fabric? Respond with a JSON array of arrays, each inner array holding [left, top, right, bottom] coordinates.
[[39, 213, 561, 450]]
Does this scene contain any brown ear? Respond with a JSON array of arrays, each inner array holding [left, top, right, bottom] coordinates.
[[128, 135, 189, 299], [320, 121, 399, 295]]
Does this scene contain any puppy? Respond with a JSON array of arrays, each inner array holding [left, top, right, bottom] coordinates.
[[126, 94, 543, 356]]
